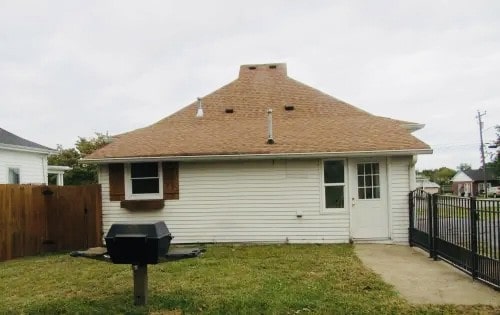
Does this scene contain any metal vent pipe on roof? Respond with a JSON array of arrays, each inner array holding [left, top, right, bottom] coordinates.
[[267, 109, 274, 144], [196, 97, 204, 118]]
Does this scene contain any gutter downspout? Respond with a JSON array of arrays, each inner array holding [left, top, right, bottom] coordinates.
[[42, 155, 48, 184], [409, 155, 418, 191]]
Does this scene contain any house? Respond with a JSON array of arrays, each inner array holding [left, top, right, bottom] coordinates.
[[0, 127, 55, 184], [47, 165, 73, 186], [451, 168, 499, 196], [84, 63, 432, 244], [416, 177, 440, 194]]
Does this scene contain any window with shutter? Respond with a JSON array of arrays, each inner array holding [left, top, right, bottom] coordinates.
[[108, 162, 179, 202], [163, 162, 179, 200], [125, 162, 163, 200], [108, 164, 125, 201]]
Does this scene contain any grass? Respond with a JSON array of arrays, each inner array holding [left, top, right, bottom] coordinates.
[[417, 206, 499, 219], [0, 244, 498, 314]]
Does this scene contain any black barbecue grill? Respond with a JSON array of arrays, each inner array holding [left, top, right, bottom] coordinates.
[[105, 221, 173, 264], [71, 221, 203, 306]]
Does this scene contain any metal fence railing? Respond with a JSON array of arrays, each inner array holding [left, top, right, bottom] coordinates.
[[409, 190, 499, 290]]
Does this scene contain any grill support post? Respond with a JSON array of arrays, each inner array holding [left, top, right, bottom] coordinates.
[[132, 264, 148, 306]]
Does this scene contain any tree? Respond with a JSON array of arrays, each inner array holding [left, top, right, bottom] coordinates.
[[48, 133, 109, 185], [418, 167, 456, 186], [434, 167, 457, 185], [485, 125, 500, 177], [76, 134, 109, 156], [457, 163, 472, 171]]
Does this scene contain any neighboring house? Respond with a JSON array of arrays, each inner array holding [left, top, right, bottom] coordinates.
[[0, 127, 55, 184], [451, 168, 499, 196], [84, 63, 432, 244], [416, 177, 440, 194], [47, 165, 73, 186]]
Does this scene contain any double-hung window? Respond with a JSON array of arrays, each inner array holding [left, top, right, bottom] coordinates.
[[125, 162, 162, 199], [8, 168, 20, 184], [323, 160, 345, 209]]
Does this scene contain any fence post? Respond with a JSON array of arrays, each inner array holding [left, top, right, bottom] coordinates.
[[428, 192, 434, 259], [408, 191, 414, 246], [470, 197, 478, 280], [431, 194, 439, 260]]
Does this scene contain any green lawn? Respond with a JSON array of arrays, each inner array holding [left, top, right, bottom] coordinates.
[[0, 244, 497, 314], [417, 205, 499, 219]]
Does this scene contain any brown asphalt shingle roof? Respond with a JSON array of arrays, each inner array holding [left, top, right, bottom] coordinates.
[[86, 63, 430, 160]]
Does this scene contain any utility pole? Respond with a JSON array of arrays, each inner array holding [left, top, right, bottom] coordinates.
[[476, 110, 487, 195]]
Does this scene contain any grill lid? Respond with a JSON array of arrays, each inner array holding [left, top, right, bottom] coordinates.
[[106, 221, 171, 239], [105, 221, 173, 265]]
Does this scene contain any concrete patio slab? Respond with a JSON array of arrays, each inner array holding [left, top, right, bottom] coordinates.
[[355, 244, 499, 305]]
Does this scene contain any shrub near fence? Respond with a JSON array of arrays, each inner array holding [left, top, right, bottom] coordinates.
[[0, 184, 102, 261]]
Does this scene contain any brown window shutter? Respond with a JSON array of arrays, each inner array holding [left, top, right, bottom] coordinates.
[[108, 163, 125, 201], [162, 162, 179, 200]]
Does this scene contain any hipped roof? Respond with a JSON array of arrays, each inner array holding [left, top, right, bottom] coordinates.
[[463, 169, 498, 181], [86, 63, 431, 161]]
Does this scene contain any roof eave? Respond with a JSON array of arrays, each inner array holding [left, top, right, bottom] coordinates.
[[403, 123, 425, 133], [81, 148, 433, 164], [0, 143, 56, 155], [48, 165, 73, 171]]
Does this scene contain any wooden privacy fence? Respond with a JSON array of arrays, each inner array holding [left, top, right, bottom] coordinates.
[[0, 184, 102, 261]]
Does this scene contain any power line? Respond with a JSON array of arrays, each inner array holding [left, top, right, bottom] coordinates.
[[431, 143, 478, 149]]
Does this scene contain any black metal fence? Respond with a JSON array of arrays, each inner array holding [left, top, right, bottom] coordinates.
[[409, 190, 499, 289]]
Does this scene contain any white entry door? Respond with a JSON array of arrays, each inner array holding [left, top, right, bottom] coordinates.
[[349, 158, 389, 240]]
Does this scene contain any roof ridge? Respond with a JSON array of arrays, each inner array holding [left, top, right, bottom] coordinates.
[[285, 76, 372, 116]]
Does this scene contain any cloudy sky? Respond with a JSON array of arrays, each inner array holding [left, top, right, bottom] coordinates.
[[1, 1, 498, 170]]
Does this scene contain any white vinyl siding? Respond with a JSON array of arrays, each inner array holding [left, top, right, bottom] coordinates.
[[100, 159, 350, 244], [99, 156, 414, 244], [389, 156, 412, 244], [0, 148, 48, 184]]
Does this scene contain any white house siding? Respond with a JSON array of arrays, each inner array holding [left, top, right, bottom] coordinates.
[[100, 159, 351, 244], [0, 148, 48, 184], [388, 156, 412, 244]]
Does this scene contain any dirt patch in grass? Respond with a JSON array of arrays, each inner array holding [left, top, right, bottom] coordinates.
[[0, 244, 498, 314]]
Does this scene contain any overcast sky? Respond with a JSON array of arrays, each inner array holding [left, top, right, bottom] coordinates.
[[1, 1, 498, 170]]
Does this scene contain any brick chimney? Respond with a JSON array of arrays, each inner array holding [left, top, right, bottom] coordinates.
[[239, 63, 287, 78]]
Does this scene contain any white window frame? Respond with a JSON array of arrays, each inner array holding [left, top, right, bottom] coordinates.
[[124, 162, 163, 200], [321, 159, 347, 213], [8, 167, 21, 184]]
